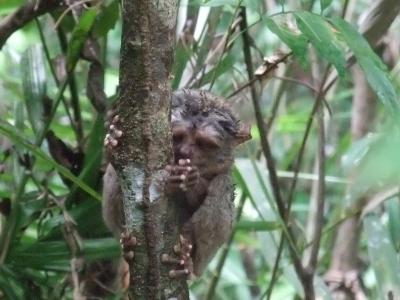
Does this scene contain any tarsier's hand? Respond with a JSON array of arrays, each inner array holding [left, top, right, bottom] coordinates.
[[165, 159, 200, 192], [104, 114, 123, 149]]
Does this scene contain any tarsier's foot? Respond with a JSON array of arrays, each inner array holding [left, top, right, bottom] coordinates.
[[161, 235, 194, 279], [104, 114, 123, 148], [324, 269, 367, 300], [165, 159, 200, 192], [120, 230, 137, 262]]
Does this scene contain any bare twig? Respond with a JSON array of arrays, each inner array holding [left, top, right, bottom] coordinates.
[[306, 103, 326, 272], [227, 52, 292, 99]]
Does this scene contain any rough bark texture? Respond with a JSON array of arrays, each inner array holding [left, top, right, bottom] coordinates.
[[111, 1, 188, 299]]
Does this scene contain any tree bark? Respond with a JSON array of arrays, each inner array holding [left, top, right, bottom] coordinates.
[[111, 1, 188, 299]]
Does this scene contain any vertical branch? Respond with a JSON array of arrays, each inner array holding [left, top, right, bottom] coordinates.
[[112, 1, 188, 298]]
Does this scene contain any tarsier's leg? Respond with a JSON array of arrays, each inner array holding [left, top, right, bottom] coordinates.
[[187, 174, 235, 276], [162, 235, 194, 278], [119, 230, 137, 290]]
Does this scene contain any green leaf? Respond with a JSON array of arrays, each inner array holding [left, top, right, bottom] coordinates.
[[386, 197, 400, 252], [265, 17, 308, 67], [67, 8, 98, 72], [21, 44, 47, 134], [172, 43, 193, 89], [320, 0, 333, 12], [294, 11, 346, 77], [66, 113, 105, 205], [93, 0, 119, 37], [0, 122, 101, 201], [189, 0, 240, 6], [0, 266, 24, 299], [330, 17, 400, 115], [9, 238, 119, 271], [0, 0, 24, 15], [197, 53, 235, 87], [364, 215, 400, 297]]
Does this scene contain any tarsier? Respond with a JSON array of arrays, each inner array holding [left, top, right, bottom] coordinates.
[[102, 89, 251, 290]]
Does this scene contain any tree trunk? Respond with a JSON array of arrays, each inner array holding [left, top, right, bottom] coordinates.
[[111, 1, 188, 299]]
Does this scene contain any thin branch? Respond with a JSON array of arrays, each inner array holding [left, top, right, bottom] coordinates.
[[239, 6, 310, 298], [227, 52, 292, 99], [306, 104, 326, 272], [0, 0, 65, 50]]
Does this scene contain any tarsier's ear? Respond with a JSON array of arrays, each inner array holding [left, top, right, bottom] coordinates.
[[234, 123, 252, 145]]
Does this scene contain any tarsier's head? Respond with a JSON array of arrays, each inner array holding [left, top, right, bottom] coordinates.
[[171, 89, 251, 176]]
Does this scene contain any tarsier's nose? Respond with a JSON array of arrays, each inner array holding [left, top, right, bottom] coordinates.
[[176, 144, 193, 161]]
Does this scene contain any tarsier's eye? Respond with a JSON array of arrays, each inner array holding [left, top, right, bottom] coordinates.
[[172, 131, 185, 143], [196, 137, 220, 149]]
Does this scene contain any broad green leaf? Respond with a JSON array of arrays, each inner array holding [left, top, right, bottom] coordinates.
[[386, 197, 400, 252], [0, 0, 23, 15], [0, 122, 101, 201], [320, 0, 333, 12], [364, 215, 400, 297], [330, 17, 400, 115], [265, 17, 308, 67], [294, 11, 346, 77], [172, 43, 193, 89], [349, 129, 400, 200], [67, 9, 98, 72], [93, 0, 119, 37], [21, 44, 46, 134]]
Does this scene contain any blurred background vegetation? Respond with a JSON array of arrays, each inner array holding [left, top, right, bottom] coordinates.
[[0, 0, 399, 299]]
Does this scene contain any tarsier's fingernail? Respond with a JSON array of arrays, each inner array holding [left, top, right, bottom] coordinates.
[[110, 124, 115, 130], [161, 253, 170, 263], [115, 130, 123, 137], [124, 251, 134, 260], [127, 237, 137, 246], [111, 139, 118, 146], [169, 269, 189, 278]]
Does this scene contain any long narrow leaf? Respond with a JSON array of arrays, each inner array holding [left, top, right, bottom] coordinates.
[[295, 11, 346, 77], [0, 122, 101, 201], [330, 17, 400, 115]]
